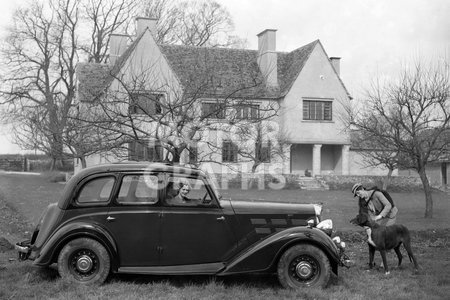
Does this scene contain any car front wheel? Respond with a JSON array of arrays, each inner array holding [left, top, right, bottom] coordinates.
[[57, 237, 110, 285], [277, 244, 331, 289]]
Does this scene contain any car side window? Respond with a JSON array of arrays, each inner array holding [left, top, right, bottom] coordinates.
[[117, 174, 158, 205], [77, 177, 115, 204], [165, 176, 214, 207]]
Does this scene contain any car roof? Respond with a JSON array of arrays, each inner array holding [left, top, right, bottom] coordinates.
[[76, 162, 205, 177], [58, 162, 208, 209]]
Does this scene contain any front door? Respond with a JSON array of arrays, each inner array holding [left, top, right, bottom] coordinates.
[[160, 176, 236, 268]]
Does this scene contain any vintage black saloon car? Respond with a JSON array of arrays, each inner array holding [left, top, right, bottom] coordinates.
[[16, 163, 346, 288]]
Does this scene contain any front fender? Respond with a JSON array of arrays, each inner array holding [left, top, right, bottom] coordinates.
[[33, 222, 118, 268], [220, 227, 339, 275]]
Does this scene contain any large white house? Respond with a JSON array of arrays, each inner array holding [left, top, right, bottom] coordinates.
[[75, 17, 373, 176]]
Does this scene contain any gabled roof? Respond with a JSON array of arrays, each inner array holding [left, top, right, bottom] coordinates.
[[76, 30, 343, 101], [76, 32, 145, 102], [278, 40, 318, 94]]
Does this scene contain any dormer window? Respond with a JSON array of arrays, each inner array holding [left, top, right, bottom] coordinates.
[[129, 93, 163, 115]]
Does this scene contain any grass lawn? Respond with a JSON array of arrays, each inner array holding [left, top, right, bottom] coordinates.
[[219, 188, 450, 231], [0, 173, 449, 299]]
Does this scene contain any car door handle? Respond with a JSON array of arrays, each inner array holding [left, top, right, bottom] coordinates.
[[106, 216, 115, 222], [216, 216, 225, 221]]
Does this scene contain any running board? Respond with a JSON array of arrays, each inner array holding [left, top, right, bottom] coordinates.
[[118, 262, 225, 275]]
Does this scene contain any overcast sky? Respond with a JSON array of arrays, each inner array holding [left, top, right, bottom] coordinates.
[[0, 0, 449, 154], [216, 0, 450, 96]]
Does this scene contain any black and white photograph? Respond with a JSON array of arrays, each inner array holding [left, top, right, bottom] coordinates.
[[0, 0, 449, 299]]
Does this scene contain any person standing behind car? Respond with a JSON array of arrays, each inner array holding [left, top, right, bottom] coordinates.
[[351, 183, 398, 245]]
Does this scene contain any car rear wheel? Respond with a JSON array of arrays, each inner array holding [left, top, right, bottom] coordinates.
[[277, 244, 331, 289], [57, 238, 110, 285]]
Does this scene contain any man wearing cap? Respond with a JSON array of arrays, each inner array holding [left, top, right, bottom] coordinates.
[[351, 183, 398, 246]]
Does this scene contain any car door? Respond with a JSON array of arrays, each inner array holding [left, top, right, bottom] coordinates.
[[102, 173, 161, 267], [160, 175, 237, 269]]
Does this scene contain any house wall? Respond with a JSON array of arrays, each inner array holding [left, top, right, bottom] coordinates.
[[322, 144, 342, 174], [115, 31, 182, 97], [195, 118, 286, 175], [398, 162, 449, 187], [290, 144, 313, 172], [280, 43, 351, 146], [349, 150, 398, 176]]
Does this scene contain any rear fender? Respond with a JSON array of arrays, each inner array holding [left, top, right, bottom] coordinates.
[[220, 227, 340, 275], [33, 222, 118, 270]]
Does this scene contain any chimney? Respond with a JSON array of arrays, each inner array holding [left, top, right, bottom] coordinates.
[[257, 29, 278, 87], [136, 17, 157, 38], [330, 57, 341, 76], [109, 34, 128, 65]]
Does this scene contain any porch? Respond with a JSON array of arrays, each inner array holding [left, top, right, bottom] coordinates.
[[288, 143, 350, 176]]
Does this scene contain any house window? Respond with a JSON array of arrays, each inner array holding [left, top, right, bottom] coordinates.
[[303, 100, 332, 121], [129, 93, 163, 115], [256, 140, 271, 163], [222, 140, 238, 162], [128, 140, 163, 161], [202, 102, 225, 119], [236, 104, 260, 120]]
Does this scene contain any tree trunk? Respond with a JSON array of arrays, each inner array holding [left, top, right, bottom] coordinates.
[[418, 167, 433, 218], [80, 156, 87, 169], [251, 162, 260, 173], [50, 158, 63, 171], [382, 168, 393, 190]]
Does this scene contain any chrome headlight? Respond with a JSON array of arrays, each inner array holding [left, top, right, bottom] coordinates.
[[316, 219, 333, 236]]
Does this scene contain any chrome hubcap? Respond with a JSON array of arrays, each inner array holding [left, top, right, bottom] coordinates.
[[296, 261, 313, 278], [76, 255, 93, 273]]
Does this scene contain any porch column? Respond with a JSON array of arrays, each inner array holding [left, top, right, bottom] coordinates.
[[282, 144, 292, 174], [312, 144, 322, 176], [341, 145, 350, 175]]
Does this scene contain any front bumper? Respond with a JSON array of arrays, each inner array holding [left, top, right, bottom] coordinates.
[[15, 240, 32, 261]]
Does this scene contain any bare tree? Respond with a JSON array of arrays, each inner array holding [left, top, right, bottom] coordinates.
[[353, 60, 450, 218], [0, 0, 246, 171], [352, 124, 399, 189], [140, 0, 247, 48], [79, 0, 137, 63], [233, 121, 287, 173], [63, 104, 127, 168], [0, 0, 79, 170]]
